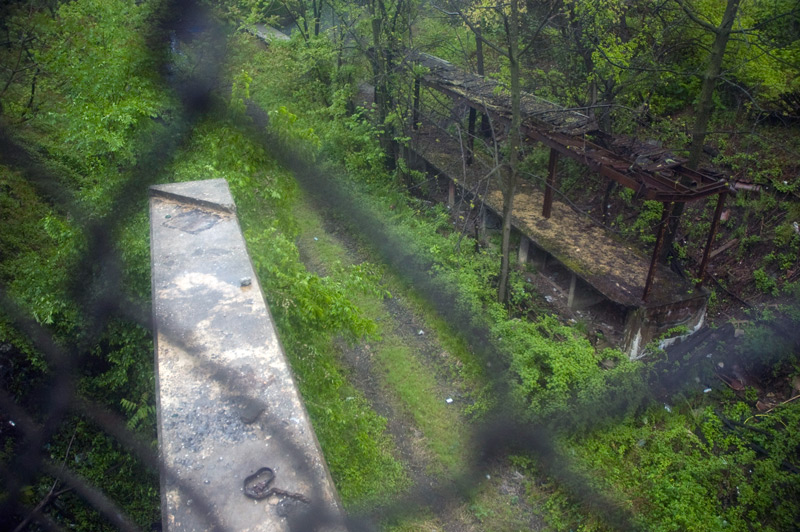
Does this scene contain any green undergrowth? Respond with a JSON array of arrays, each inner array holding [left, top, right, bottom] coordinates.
[[528, 394, 800, 532], [293, 197, 470, 477], [0, 145, 162, 532], [394, 287, 492, 420], [0, 0, 182, 527], [369, 307, 469, 476]]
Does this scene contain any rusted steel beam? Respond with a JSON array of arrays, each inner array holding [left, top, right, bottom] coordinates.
[[519, 125, 651, 196], [542, 148, 559, 219], [421, 73, 728, 203], [520, 126, 720, 202], [696, 191, 727, 287], [595, 165, 656, 199], [414, 102, 729, 206], [643, 202, 675, 302], [650, 184, 730, 203]]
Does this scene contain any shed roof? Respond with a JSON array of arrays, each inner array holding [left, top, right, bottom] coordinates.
[[412, 52, 731, 203]]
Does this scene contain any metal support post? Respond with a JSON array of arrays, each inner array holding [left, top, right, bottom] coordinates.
[[697, 191, 727, 287], [643, 202, 674, 302]]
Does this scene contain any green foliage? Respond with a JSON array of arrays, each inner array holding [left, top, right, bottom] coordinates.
[[229, 68, 253, 115], [624, 200, 663, 246], [228, 33, 390, 185], [33, 420, 160, 531], [0, 0, 177, 527], [560, 398, 800, 532], [27, 0, 168, 176], [248, 226, 377, 336], [753, 267, 778, 296], [4, 2, 795, 527], [412, 10, 476, 64], [736, 306, 800, 374], [0, 166, 79, 342], [230, 19, 800, 531], [231, 6, 800, 530], [497, 315, 643, 429], [282, 336, 408, 505]]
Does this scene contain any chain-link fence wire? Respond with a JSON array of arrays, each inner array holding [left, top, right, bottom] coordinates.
[[0, 1, 248, 529], [1, 1, 797, 530]]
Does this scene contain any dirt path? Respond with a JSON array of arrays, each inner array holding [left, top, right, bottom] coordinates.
[[295, 195, 545, 531], [336, 320, 438, 497]]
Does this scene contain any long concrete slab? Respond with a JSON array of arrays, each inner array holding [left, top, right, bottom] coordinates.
[[149, 179, 342, 531]]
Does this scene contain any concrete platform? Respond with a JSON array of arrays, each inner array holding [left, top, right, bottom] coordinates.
[[149, 179, 342, 531], [408, 126, 708, 357]]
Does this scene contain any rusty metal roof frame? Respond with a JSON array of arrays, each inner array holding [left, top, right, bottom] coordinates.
[[409, 52, 735, 300], [411, 52, 732, 204]]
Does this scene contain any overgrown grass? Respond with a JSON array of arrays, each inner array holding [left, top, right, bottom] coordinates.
[[559, 394, 800, 532], [373, 319, 468, 475], [399, 295, 496, 424], [294, 192, 470, 476]]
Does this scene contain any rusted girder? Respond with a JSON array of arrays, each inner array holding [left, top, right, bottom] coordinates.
[[412, 52, 729, 205]]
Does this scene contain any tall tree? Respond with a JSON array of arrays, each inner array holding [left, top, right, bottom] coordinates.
[[440, 0, 554, 302], [340, 0, 416, 169], [498, 0, 521, 304], [661, 0, 742, 261]]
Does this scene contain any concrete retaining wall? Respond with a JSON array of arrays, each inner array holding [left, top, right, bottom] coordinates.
[[149, 179, 343, 531]]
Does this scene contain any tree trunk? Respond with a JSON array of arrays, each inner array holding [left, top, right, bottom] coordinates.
[[475, 22, 491, 137], [313, 0, 321, 37], [498, 0, 521, 304], [688, 0, 741, 169], [371, 11, 396, 170], [661, 0, 741, 262]]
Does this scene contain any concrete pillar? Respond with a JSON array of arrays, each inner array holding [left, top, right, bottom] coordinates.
[[568, 272, 577, 309], [518, 235, 530, 265], [532, 244, 548, 271]]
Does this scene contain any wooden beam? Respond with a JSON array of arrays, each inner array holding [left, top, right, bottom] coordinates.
[[709, 237, 738, 259]]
